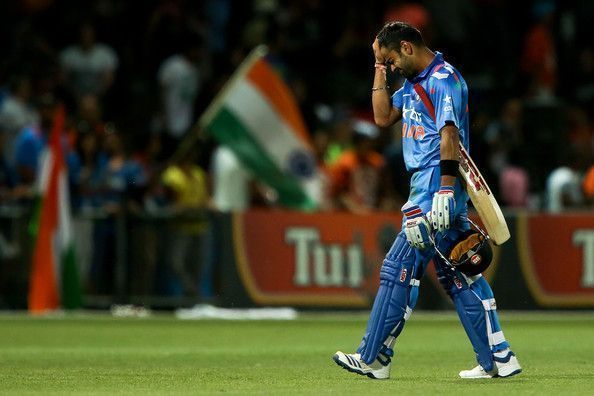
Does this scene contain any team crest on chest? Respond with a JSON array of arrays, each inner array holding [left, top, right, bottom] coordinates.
[[402, 104, 422, 122]]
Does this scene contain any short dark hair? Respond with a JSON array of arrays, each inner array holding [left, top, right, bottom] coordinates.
[[376, 22, 424, 52]]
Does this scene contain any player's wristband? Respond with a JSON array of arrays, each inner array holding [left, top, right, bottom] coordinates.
[[440, 159, 459, 177], [438, 185, 455, 194]]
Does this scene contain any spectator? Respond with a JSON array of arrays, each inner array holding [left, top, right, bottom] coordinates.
[[89, 127, 145, 294], [60, 21, 119, 99], [545, 153, 584, 213], [0, 76, 38, 164], [129, 133, 166, 298], [566, 106, 594, 160], [324, 107, 353, 166], [329, 119, 388, 214], [210, 145, 252, 212], [582, 164, 594, 204], [310, 129, 333, 211], [67, 130, 104, 291], [521, 0, 557, 99], [67, 131, 103, 211], [133, 133, 167, 212], [76, 94, 106, 136], [144, 0, 198, 74], [162, 149, 209, 298], [157, 35, 204, 156], [499, 152, 530, 208], [208, 144, 252, 300], [13, 94, 58, 187], [483, 98, 524, 178]]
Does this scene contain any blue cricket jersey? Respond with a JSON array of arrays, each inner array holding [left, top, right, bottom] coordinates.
[[392, 52, 470, 172]]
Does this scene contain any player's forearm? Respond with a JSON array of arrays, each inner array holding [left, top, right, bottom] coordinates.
[[371, 66, 393, 127], [439, 125, 460, 187]]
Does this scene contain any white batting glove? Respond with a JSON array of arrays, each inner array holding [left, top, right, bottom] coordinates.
[[402, 201, 432, 250], [431, 186, 456, 233]]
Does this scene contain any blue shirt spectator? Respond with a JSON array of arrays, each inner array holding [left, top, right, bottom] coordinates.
[[13, 126, 47, 185]]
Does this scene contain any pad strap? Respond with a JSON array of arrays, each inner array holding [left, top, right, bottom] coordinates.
[[490, 331, 506, 345], [481, 298, 497, 311]]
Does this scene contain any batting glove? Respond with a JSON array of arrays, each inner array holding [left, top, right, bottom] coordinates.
[[402, 201, 432, 250], [431, 186, 456, 233]]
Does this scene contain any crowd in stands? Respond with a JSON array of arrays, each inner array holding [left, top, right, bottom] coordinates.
[[1, 0, 593, 217], [1, 0, 594, 300]]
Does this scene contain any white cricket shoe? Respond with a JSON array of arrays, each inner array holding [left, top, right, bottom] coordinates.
[[459, 350, 522, 379], [333, 351, 391, 379], [458, 365, 495, 379]]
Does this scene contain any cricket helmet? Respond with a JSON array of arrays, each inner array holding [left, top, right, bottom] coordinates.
[[447, 229, 493, 276]]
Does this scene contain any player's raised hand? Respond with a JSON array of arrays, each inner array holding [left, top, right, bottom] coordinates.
[[432, 186, 456, 233], [402, 201, 432, 250], [372, 38, 385, 64]]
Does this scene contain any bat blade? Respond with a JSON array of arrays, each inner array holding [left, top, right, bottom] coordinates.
[[458, 143, 510, 245]]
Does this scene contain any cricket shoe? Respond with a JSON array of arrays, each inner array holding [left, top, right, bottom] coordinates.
[[333, 351, 391, 379], [459, 350, 522, 379]]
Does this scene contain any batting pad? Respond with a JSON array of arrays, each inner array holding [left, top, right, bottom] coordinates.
[[469, 276, 511, 353], [357, 233, 418, 365]]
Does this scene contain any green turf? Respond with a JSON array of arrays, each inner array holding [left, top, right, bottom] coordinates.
[[1, 312, 593, 395]]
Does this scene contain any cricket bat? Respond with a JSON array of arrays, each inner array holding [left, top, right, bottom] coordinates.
[[458, 143, 510, 245]]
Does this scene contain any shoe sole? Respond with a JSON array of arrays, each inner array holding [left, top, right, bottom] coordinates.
[[460, 368, 522, 379], [332, 354, 382, 379], [496, 368, 522, 378], [459, 374, 492, 379]]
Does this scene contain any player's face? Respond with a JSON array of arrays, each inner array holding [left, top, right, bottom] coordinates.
[[381, 45, 415, 80]]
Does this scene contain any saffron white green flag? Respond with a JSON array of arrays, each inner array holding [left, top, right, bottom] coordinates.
[[199, 46, 320, 210], [29, 106, 81, 313]]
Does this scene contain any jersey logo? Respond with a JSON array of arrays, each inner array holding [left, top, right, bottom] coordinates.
[[443, 95, 453, 112], [402, 104, 422, 122], [402, 122, 425, 140], [432, 65, 455, 80], [432, 71, 449, 79]]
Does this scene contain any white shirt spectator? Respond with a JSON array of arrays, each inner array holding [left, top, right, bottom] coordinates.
[[545, 166, 583, 212], [158, 54, 200, 138], [60, 43, 119, 97], [0, 95, 38, 163], [211, 146, 251, 211]]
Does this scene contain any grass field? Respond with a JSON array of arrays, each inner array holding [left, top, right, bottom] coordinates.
[[1, 311, 593, 395]]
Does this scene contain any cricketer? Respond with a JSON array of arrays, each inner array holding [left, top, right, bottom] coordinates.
[[333, 22, 522, 380]]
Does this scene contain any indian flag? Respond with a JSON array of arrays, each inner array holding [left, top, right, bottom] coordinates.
[[199, 46, 320, 210], [28, 105, 81, 313]]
